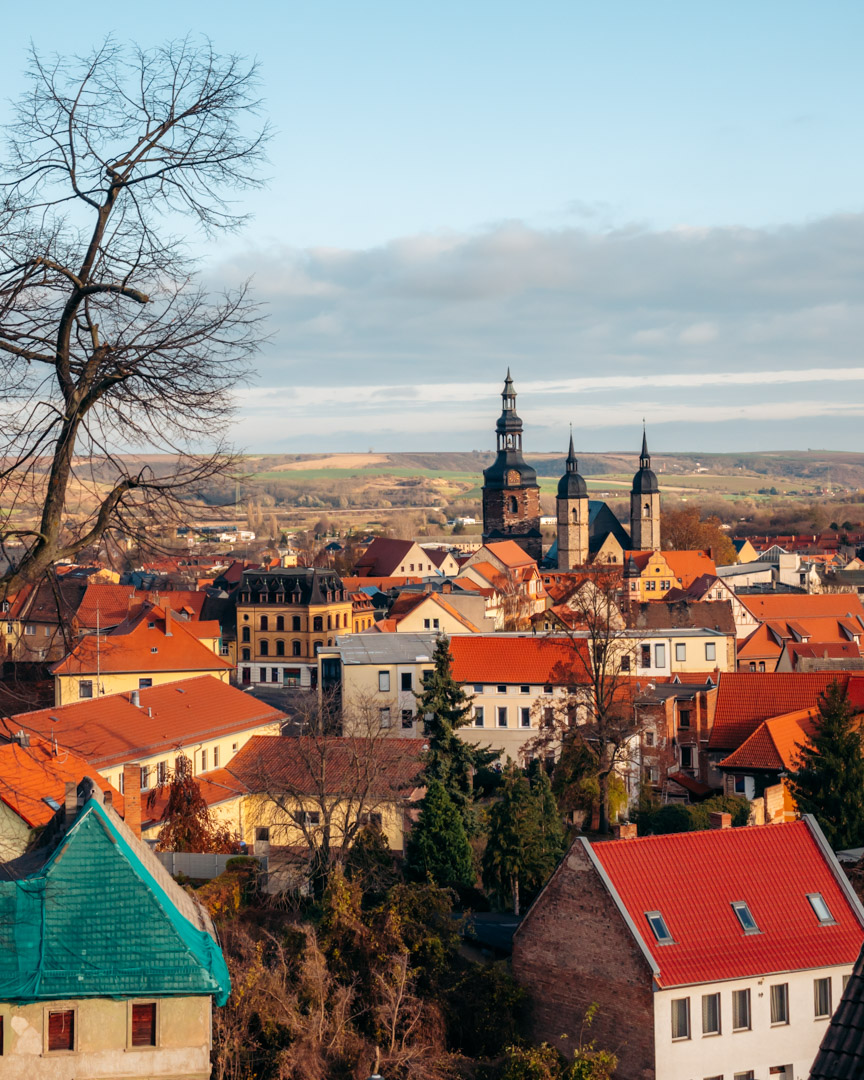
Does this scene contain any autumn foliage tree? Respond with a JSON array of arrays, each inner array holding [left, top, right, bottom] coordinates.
[[661, 507, 737, 565], [149, 753, 238, 853]]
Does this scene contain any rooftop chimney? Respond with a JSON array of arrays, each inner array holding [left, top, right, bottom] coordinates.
[[130, 689, 140, 707], [164, 607, 172, 636], [613, 823, 638, 840], [103, 788, 113, 808], [122, 763, 142, 839], [709, 811, 732, 830], [64, 780, 78, 825]]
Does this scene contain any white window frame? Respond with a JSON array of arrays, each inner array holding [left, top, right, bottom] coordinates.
[[670, 997, 690, 1041]]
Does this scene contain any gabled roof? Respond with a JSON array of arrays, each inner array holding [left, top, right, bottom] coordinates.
[[7, 578, 88, 623], [353, 538, 420, 577], [626, 600, 735, 634], [75, 583, 207, 628], [741, 593, 864, 621], [708, 672, 851, 750], [51, 604, 231, 676], [481, 540, 538, 569], [737, 618, 864, 661], [782, 642, 863, 667], [386, 591, 480, 632], [448, 635, 590, 685], [588, 818, 864, 988], [0, 736, 123, 827], [810, 941, 864, 1079], [718, 708, 819, 772], [0, 795, 230, 1003], [225, 735, 425, 798], [12, 676, 285, 770]]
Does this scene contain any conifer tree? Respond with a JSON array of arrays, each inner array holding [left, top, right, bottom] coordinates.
[[405, 779, 475, 889], [788, 680, 864, 850], [483, 760, 564, 915], [415, 635, 493, 831]]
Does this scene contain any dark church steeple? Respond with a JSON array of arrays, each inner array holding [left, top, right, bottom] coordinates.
[[630, 425, 661, 550]]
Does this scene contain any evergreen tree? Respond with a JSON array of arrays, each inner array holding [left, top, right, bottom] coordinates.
[[788, 680, 864, 850], [415, 635, 494, 831], [405, 779, 475, 889], [531, 766, 567, 865], [483, 760, 564, 915]]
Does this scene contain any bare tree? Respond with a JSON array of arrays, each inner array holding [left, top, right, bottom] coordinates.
[[0, 39, 269, 598], [526, 569, 643, 833]]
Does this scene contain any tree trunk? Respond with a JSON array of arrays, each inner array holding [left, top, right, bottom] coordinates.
[[512, 873, 520, 917], [598, 770, 611, 835]]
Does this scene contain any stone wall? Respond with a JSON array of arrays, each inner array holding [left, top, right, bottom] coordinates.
[[482, 485, 542, 560]]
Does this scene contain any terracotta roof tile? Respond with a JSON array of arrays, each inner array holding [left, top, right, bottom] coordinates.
[[591, 819, 864, 988], [741, 594, 864, 621], [448, 635, 589, 685], [719, 708, 819, 771]]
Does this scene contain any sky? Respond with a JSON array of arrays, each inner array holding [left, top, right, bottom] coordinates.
[[2, 2, 864, 454]]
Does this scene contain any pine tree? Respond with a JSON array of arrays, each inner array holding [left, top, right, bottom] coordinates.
[[405, 779, 475, 889], [483, 760, 564, 915], [531, 766, 566, 866], [415, 635, 494, 832], [788, 680, 864, 850]]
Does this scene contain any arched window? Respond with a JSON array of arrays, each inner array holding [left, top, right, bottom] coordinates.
[[260, 615, 269, 631], [276, 615, 284, 631], [241, 647, 250, 661], [292, 615, 301, 632], [292, 641, 301, 657], [327, 615, 332, 630], [276, 640, 285, 656], [314, 641, 323, 655], [643, 503, 650, 518], [313, 615, 323, 632], [327, 638, 332, 646], [508, 495, 518, 514], [259, 639, 269, 656], [241, 626, 250, 643], [571, 507, 579, 522]]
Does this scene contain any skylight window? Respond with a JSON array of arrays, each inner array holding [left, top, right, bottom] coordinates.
[[645, 911, 674, 944], [731, 901, 760, 934], [42, 796, 61, 811], [807, 893, 836, 925]]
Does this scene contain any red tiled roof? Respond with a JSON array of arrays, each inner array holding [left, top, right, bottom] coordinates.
[[708, 672, 852, 750], [51, 604, 230, 676], [591, 820, 864, 988], [12, 676, 285, 770], [225, 735, 425, 798], [741, 594, 864, 621], [74, 584, 207, 628], [482, 540, 537, 568], [719, 708, 818, 772], [353, 538, 416, 576], [0, 735, 123, 827], [341, 576, 424, 591], [783, 642, 863, 666], [448, 635, 590, 685], [661, 550, 718, 587]]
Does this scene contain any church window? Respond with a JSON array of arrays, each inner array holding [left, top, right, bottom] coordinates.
[[507, 496, 518, 514], [572, 508, 579, 522], [643, 503, 650, 518]]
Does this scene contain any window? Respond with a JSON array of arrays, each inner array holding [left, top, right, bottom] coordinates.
[[733, 774, 747, 795], [241, 647, 251, 661], [213, 746, 220, 767], [640, 644, 651, 669], [433, 618, 439, 629], [241, 626, 250, 642], [150, 646, 158, 654], [701, 992, 720, 1035], [731, 901, 760, 934], [360, 811, 383, 828], [292, 640, 301, 656], [670, 998, 690, 1040], [78, 679, 93, 699], [138, 678, 152, 689], [759, 661, 766, 673], [276, 616, 284, 631], [402, 710, 414, 728], [47, 1009, 75, 1052], [220, 642, 230, 655], [620, 654, 631, 671], [543, 684, 553, 695], [645, 730, 655, 746], [157, 761, 167, 784], [654, 643, 666, 667], [520, 707, 531, 728], [844, 973, 852, 991], [732, 988, 751, 1031], [645, 765, 659, 784], [292, 616, 301, 632], [276, 640, 285, 656], [675, 643, 687, 662], [24, 624, 35, 636], [473, 683, 484, 693], [678, 709, 691, 728], [508, 495, 518, 514], [140, 764, 152, 790], [705, 642, 716, 661], [259, 667, 267, 682], [520, 684, 530, 694], [808, 893, 836, 925], [378, 670, 390, 692], [646, 579, 656, 591], [131, 1002, 157, 1047], [770, 983, 789, 1025], [260, 615, 268, 631], [313, 616, 323, 632], [749, 662, 756, 672], [201, 750, 207, 771], [497, 684, 507, 694], [379, 707, 391, 728], [497, 707, 508, 727], [255, 827, 270, 842], [680, 746, 694, 770], [814, 977, 832, 1018], [474, 706, 485, 727], [733, 1074, 755, 1080], [401, 672, 412, 691], [259, 639, 269, 656], [645, 911, 673, 944], [424, 619, 431, 629]]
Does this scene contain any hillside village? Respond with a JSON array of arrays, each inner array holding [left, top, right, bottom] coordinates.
[[2, 373, 864, 1079]]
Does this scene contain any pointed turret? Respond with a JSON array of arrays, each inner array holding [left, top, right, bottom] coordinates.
[[632, 426, 659, 495], [630, 425, 661, 550], [557, 432, 588, 499], [556, 429, 589, 569]]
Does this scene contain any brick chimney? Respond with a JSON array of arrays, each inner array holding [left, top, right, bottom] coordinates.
[[164, 606, 172, 636], [709, 811, 732, 830], [122, 763, 142, 839], [613, 823, 638, 840], [64, 780, 78, 826], [103, 788, 113, 808]]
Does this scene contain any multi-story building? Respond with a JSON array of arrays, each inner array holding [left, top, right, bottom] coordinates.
[[235, 567, 353, 688]]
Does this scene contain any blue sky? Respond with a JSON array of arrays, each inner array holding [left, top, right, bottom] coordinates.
[[2, 2, 864, 453]]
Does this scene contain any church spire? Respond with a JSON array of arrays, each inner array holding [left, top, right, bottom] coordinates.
[[640, 425, 650, 469], [566, 428, 578, 472], [502, 369, 516, 412]]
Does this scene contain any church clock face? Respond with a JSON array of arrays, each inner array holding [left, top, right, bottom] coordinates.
[[506, 469, 520, 486]]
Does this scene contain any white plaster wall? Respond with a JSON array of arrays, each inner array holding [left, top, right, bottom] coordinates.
[[653, 965, 852, 1080]]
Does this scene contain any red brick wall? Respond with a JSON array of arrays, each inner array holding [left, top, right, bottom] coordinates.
[[482, 485, 542, 559], [512, 841, 656, 1080]]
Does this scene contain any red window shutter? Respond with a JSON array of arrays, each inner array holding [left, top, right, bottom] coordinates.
[[48, 1010, 74, 1051], [131, 1002, 156, 1046]]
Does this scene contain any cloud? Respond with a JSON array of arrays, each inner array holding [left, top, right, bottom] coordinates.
[[215, 213, 864, 451]]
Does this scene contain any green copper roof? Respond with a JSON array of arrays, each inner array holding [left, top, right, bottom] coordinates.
[[0, 798, 230, 1005]]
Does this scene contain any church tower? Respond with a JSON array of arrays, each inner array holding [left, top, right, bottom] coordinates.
[[630, 428, 661, 551], [481, 371, 542, 560], [556, 432, 589, 569]]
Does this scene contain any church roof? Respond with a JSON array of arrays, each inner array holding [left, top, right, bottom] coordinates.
[[557, 433, 588, 499], [632, 429, 660, 495]]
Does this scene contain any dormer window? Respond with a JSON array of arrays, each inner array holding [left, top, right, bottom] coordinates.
[[731, 901, 760, 934], [807, 893, 836, 925], [645, 911, 673, 944]]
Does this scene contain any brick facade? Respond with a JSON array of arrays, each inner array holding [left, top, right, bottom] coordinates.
[[512, 841, 656, 1080], [482, 485, 542, 561]]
